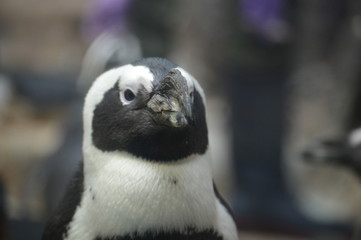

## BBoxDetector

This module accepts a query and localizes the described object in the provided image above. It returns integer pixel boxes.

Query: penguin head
[83,58,208,162]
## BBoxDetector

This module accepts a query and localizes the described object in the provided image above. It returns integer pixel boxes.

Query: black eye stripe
[124,89,136,101]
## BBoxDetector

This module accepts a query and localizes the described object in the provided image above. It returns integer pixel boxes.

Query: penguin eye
[121,88,136,104]
[124,89,135,101]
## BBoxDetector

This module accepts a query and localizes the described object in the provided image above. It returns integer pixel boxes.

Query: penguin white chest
[64,151,216,240]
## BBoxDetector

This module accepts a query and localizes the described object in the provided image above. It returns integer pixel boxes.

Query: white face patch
[176,67,206,104]
[118,65,154,105]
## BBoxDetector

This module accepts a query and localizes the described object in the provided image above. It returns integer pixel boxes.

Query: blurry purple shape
[240,0,288,43]
[83,0,133,41]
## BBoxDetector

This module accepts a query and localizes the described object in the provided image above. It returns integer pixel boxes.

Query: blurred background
[1,0,361,239]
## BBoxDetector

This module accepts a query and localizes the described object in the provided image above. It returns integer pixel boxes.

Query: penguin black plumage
[42,58,239,240]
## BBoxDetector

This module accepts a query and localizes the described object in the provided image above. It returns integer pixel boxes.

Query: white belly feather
[65,150,221,240]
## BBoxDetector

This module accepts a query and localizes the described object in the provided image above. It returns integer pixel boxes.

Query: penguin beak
[147,69,193,128]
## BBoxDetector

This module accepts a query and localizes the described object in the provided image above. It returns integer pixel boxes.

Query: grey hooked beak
[147,69,193,128]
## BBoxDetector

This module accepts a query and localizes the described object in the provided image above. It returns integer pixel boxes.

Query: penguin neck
[82,142,213,179]
[76,143,217,236]
[82,143,214,193]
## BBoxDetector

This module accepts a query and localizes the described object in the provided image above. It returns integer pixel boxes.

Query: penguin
[42,58,239,240]
[303,127,361,179]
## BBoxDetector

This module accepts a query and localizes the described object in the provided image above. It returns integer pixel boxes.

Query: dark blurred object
[229,0,305,236]
[228,67,353,239]
[128,0,175,58]
[8,220,44,240]
[8,71,78,111]
[0,75,13,116]
[0,180,9,240]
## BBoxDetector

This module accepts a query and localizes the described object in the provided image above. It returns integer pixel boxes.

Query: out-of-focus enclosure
[1,0,361,239]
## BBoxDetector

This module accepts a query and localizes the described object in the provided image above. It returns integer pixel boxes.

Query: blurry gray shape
[352,15,361,40]
[77,31,142,94]
[0,74,13,114]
